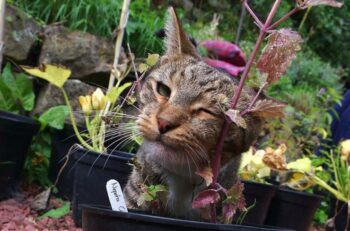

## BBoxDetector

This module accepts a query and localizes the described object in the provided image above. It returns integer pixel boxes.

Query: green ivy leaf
[39,105,69,130]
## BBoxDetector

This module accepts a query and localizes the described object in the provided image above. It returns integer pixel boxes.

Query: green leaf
[0,78,17,112]
[39,105,69,130]
[22,64,71,89]
[106,82,132,104]
[1,64,35,112]
[39,201,70,219]
[15,73,35,111]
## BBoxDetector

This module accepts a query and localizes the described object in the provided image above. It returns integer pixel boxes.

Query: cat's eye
[194,108,216,116]
[156,82,171,97]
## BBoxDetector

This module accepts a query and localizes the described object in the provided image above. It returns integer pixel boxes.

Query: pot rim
[82,205,292,231]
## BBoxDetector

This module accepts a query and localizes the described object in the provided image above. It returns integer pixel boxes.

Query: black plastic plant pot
[329,198,350,230]
[49,124,79,200]
[235,181,276,225]
[265,187,322,231]
[0,110,40,200]
[72,146,134,226]
[82,205,293,231]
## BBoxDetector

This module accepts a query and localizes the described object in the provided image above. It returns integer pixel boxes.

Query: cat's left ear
[164,7,199,58]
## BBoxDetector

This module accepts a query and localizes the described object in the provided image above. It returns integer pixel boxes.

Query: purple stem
[209,0,282,222]
[268,7,300,30]
[243,0,263,29]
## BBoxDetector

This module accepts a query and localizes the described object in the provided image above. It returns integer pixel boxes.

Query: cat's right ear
[164,7,199,58]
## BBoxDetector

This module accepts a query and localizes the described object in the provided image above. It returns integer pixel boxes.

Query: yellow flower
[91,88,106,110]
[79,95,92,115]
[340,139,350,162]
[240,148,271,180]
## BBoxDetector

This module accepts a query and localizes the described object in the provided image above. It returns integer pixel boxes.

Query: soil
[0,184,81,231]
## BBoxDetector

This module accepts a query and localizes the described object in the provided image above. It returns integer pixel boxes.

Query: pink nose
[157,118,177,134]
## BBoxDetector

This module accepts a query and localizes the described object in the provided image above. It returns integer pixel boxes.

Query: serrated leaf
[225,109,247,129]
[39,105,69,130]
[296,0,343,9]
[192,189,220,209]
[146,54,160,66]
[250,99,286,118]
[257,29,303,84]
[22,64,71,88]
[224,180,245,205]
[195,167,213,186]
[39,201,70,219]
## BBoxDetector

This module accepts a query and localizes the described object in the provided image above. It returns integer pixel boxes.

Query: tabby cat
[123,8,264,220]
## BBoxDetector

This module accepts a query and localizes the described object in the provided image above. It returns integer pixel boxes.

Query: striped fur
[123,8,264,220]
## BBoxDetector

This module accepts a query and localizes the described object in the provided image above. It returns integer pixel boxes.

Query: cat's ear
[164,7,199,57]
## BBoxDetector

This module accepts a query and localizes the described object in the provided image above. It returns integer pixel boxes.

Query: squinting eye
[156,82,171,97]
[195,108,216,116]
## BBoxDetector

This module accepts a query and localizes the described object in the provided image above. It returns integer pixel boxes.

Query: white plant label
[106,179,128,212]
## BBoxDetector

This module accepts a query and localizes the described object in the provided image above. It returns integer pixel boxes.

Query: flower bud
[91,88,106,110]
[340,140,350,162]
[79,95,92,115]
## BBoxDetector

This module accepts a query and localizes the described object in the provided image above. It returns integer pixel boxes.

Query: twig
[243,0,263,29]
[268,7,300,30]
[108,0,131,90]
[127,43,141,93]
[235,4,246,45]
[0,0,6,68]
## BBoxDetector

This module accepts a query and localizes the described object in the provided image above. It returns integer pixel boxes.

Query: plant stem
[62,89,94,150]
[235,4,246,45]
[268,7,299,30]
[210,0,282,222]
[298,6,311,31]
[0,0,6,68]
[243,0,263,29]
[108,0,131,90]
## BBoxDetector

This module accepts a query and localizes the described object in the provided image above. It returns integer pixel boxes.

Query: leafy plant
[0,63,35,114]
[190,0,343,223]
[286,140,350,229]
[24,105,69,187]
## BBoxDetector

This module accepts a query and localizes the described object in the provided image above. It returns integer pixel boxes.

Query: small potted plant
[264,156,322,231]
[282,140,350,230]
[237,147,278,224]
[0,64,40,200]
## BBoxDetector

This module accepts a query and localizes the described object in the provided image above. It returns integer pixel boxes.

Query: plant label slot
[106,179,128,212]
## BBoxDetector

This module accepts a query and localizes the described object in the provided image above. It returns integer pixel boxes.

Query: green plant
[286,140,350,228]
[0,63,35,114]
[24,105,69,187]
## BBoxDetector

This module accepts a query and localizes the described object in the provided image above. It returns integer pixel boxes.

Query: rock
[3,5,43,63]
[31,80,96,126]
[39,25,127,80]
[31,188,51,211]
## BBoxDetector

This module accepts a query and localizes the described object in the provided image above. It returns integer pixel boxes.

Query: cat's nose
[157,117,177,134]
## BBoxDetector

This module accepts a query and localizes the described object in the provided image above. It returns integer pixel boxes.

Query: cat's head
[137,8,261,170]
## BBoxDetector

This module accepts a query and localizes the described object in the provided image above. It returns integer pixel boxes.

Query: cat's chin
[141,140,197,173]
